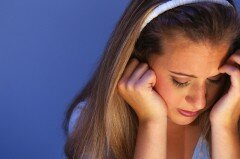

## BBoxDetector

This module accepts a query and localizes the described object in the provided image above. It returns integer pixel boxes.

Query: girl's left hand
[210,50,240,128]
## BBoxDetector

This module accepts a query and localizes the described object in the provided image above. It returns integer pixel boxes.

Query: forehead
[149,35,230,77]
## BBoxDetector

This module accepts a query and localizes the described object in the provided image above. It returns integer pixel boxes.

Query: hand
[210,50,240,128]
[117,58,168,123]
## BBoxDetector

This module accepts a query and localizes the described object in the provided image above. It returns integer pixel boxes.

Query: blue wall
[0,0,128,158]
[0,1,239,159]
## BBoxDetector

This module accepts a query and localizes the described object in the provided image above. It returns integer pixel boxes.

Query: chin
[168,118,194,125]
[174,118,195,125]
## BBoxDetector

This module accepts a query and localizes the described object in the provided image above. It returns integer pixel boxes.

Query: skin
[118,33,240,158]
[147,35,229,127]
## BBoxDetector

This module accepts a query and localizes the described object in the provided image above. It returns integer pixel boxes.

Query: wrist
[211,122,238,132]
[139,115,167,126]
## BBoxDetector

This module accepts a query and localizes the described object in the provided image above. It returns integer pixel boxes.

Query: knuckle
[126,81,135,90]
[141,63,149,68]
[117,80,126,90]
[147,69,155,76]
[129,58,139,64]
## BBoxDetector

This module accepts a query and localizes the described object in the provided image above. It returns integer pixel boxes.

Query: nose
[185,83,207,110]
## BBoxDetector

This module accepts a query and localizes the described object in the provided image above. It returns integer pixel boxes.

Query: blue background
[0,1,239,159]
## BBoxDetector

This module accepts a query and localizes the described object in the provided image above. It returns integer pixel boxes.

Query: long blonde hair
[63,0,240,158]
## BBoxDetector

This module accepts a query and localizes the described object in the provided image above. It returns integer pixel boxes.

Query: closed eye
[172,79,189,88]
[171,76,223,88]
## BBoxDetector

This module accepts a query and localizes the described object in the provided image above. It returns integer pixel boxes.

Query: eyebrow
[169,70,222,78]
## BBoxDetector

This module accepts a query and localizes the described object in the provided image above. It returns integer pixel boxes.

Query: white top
[68,101,211,159]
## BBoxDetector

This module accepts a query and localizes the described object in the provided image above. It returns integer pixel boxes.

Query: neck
[167,117,201,138]
[167,118,186,136]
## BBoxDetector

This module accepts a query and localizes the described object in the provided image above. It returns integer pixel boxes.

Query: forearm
[211,124,240,159]
[133,118,167,159]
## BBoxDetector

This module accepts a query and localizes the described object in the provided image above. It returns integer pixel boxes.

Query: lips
[181,109,199,113]
[177,109,199,117]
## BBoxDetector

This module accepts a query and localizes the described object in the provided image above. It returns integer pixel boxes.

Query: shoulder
[68,100,87,134]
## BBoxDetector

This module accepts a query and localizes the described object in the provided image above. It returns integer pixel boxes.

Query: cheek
[153,74,181,109]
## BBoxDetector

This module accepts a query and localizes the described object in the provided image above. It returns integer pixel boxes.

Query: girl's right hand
[117,58,168,123]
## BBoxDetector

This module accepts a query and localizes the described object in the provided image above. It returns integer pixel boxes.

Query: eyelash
[171,77,222,88]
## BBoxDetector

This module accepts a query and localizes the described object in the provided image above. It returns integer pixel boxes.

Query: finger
[120,58,140,83]
[230,52,240,66]
[136,69,156,88]
[226,50,240,65]
[219,64,240,88]
[128,63,149,85]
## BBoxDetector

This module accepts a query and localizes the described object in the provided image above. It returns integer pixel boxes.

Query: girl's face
[147,35,230,125]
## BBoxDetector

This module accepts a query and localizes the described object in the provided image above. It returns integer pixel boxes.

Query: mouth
[177,109,199,117]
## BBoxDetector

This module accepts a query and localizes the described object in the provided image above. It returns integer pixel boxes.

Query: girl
[63,0,240,158]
